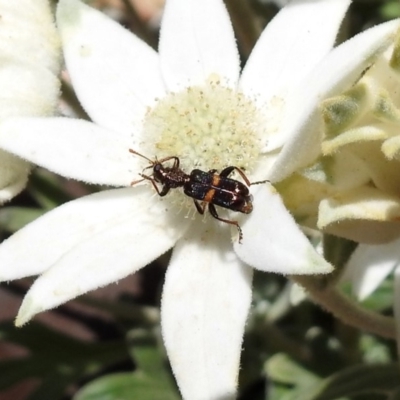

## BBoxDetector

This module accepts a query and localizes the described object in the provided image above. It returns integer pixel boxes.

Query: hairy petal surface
[0,187,187,282]
[159,0,240,91]
[57,0,165,138]
[269,19,400,183]
[0,0,61,202]
[0,147,29,201]
[234,185,333,274]
[15,188,190,326]
[344,239,400,300]
[318,186,400,243]
[241,0,350,110]
[162,223,252,400]
[0,117,139,186]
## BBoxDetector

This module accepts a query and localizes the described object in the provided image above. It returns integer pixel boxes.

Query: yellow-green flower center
[139,76,263,214]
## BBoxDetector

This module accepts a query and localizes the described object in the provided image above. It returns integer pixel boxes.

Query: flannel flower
[0,0,398,398]
[0,0,60,202]
[305,29,400,341]
[272,16,400,323]
[276,28,400,245]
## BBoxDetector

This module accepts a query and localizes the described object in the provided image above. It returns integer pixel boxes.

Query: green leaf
[74,372,179,400]
[313,363,400,399]
[360,335,392,363]
[73,330,179,400]
[266,354,319,387]
[128,329,167,378]
[361,278,394,312]
[323,234,357,270]
[380,1,400,20]
[0,207,44,232]
[78,296,159,326]
[0,321,126,364]
[266,354,348,400]
[28,169,73,209]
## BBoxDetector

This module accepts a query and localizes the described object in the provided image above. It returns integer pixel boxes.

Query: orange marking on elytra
[204,188,216,203]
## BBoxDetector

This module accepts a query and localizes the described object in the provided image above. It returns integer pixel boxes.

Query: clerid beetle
[129,149,262,242]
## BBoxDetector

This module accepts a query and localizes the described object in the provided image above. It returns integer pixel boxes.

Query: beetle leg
[172,157,180,169]
[193,199,207,215]
[208,203,243,243]
[220,165,269,187]
[220,166,251,187]
[157,156,180,169]
[219,166,235,178]
[139,173,170,196]
[142,164,154,173]
[158,185,171,196]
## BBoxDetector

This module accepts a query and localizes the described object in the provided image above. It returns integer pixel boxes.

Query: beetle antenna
[130,177,145,186]
[250,179,270,186]
[129,149,155,165]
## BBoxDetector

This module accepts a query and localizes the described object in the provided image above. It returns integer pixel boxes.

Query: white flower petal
[0,117,139,186]
[0,2,61,117]
[269,18,400,183]
[0,0,61,75]
[162,223,252,400]
[290,282,307,306]
[0,63,60,120]
[159,0,240,91]
[14,189,190,326]
[0,0,61,201]
[234,184,333,274]
[0,170,28,204]
[0,186,182,282]
[241,0,350,111]
[0,150,29,204]
[241,0,350,151]
[318,186,400,243]
[57,0,165,137]
[382,135,400,160]
[344,239,400,300]
[322,126,390,156]
[326,220,400,245]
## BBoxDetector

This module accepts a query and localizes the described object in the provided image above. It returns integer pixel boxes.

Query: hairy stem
[292,275,396,339]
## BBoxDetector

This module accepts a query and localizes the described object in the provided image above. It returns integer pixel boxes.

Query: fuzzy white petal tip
[241,0,351,113]
[1,0,61,120]
[0,150,30,204]
[0,117,139,186]
[234,185,333,275]
[0,0,61,200]
[269,18,400,183]
[162,224,252,399]
[5,187,190,324]
[57,0,163,136]
[15,296,42,327]
[159,0,240,90]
